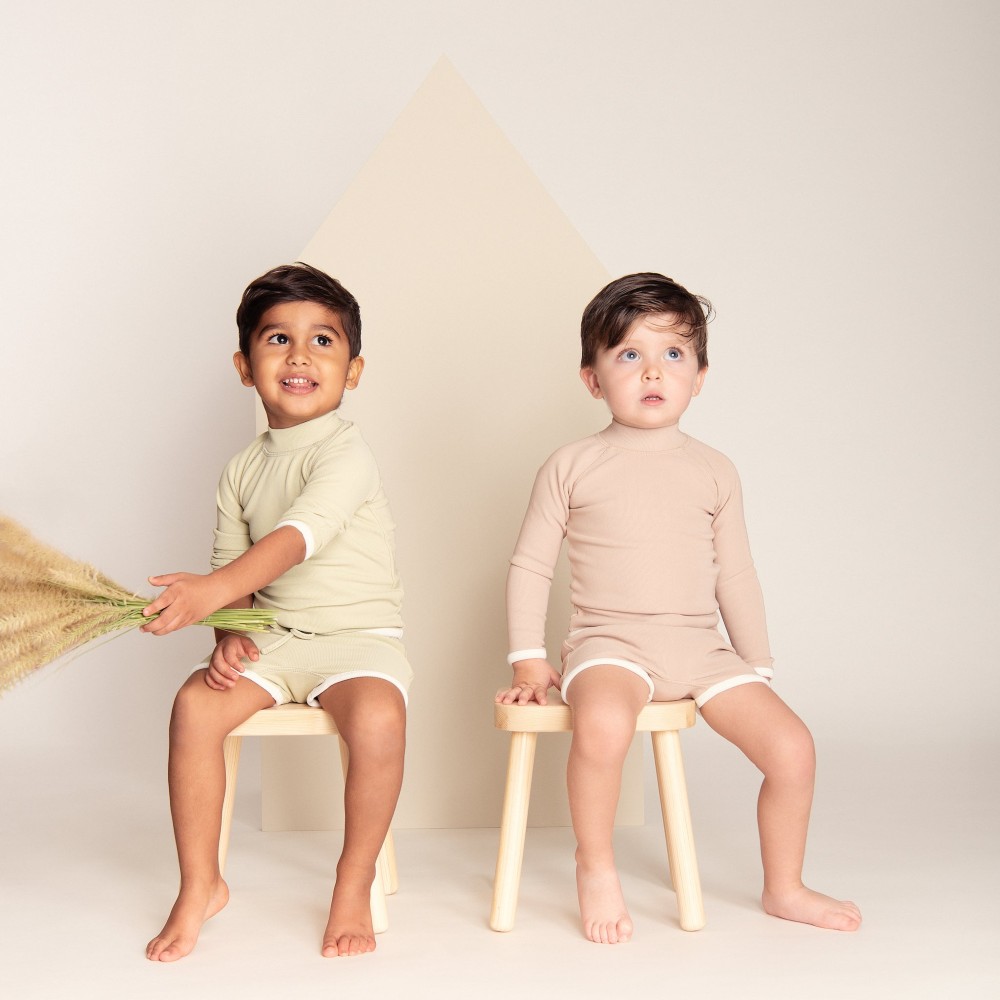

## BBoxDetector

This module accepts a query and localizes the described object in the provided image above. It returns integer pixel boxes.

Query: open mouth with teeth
[641,394,664,403]
[281,377,319,393]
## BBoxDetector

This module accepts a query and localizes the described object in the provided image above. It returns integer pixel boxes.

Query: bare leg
[317,678,405,957]
[564,666,649,944]
[700,683,861,931]
[146,672,273,962]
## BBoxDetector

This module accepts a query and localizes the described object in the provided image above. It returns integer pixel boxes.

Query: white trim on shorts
[238,667,286,705]
[560,657,655,702]
[306,670,409,706]
[695,670,771,708]
[238,666,410,707]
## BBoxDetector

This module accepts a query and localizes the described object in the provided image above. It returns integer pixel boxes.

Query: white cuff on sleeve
[507,648,547,666]
[276,520,315,560]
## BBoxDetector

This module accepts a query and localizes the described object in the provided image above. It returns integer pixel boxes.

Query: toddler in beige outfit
[499,273,861,943]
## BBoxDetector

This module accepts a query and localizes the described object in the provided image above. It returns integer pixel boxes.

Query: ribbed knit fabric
[211,409,404,634]
[507,420,772,673]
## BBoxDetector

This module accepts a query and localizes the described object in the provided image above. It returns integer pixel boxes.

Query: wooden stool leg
[219,734,243,875]
[490,731,538,932]
[337,736,390,934]
[651,730,705,931]
[380,828,398,895]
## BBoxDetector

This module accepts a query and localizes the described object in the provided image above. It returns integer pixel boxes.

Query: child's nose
[642,363,662,380]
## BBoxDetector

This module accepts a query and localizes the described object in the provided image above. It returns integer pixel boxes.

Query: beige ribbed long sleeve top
[507,420,772,672]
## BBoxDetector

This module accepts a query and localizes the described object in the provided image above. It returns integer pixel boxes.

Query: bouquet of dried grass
[0,516,275,695]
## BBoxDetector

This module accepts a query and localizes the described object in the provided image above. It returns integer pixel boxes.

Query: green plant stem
[87,598,276,633]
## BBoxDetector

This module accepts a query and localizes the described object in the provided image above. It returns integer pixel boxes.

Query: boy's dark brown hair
[580,272,712,369]
[236,262,362,359]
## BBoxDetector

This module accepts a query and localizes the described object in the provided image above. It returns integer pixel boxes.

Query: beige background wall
[1,1,997,839]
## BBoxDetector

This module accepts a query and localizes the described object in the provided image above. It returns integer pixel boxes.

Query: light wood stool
[219,703,398,934]
[491,697,704,933]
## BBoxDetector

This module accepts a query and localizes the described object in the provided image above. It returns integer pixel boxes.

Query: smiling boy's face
[233,300,364,429]
[580,313,706,430]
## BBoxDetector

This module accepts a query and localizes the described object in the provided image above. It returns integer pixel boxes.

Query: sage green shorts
[199,626,412,706]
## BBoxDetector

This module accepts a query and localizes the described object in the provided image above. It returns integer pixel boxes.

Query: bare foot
[321,875,376,958]
[576,859,634,944]
[146,878,230,961]
[763,884,862,931]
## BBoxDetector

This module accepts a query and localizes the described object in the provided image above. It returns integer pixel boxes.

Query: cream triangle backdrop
[257,59,644,829]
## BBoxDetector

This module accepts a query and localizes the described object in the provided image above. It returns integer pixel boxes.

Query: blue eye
[620,349,640,362]
[666,348,681,360]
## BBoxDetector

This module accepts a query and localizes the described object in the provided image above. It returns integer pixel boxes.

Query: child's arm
[712,458,773,676]
[139,525,305,636]
[500,450,570,704]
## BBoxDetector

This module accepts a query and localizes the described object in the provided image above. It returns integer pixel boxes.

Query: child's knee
[768,722,815,785]
[170,676,200,722]
[340,697,406,759]
[570,705,636,761]
[169,674,219,739]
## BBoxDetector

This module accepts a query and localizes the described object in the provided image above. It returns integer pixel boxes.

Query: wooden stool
[219,703,398,934]
[491,697,704,932]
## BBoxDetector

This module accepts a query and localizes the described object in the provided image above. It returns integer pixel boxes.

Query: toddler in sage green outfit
[145,263,409,961]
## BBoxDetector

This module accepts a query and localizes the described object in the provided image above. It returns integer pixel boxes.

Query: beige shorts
[560,622,771,708]
[198,626,412,706]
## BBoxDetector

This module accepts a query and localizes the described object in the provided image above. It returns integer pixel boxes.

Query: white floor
[2,736,997,1000]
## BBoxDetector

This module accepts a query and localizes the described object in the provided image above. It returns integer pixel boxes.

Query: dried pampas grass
[0,516,275,695]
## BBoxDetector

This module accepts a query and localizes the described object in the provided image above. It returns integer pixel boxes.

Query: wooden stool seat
[490,697,705,933]
[220,703,397,934]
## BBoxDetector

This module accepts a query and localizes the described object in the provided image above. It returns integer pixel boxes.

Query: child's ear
[345,355,365,390]
[233,352,255,387]
[580,367,604,400]
[692,365,708,397]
